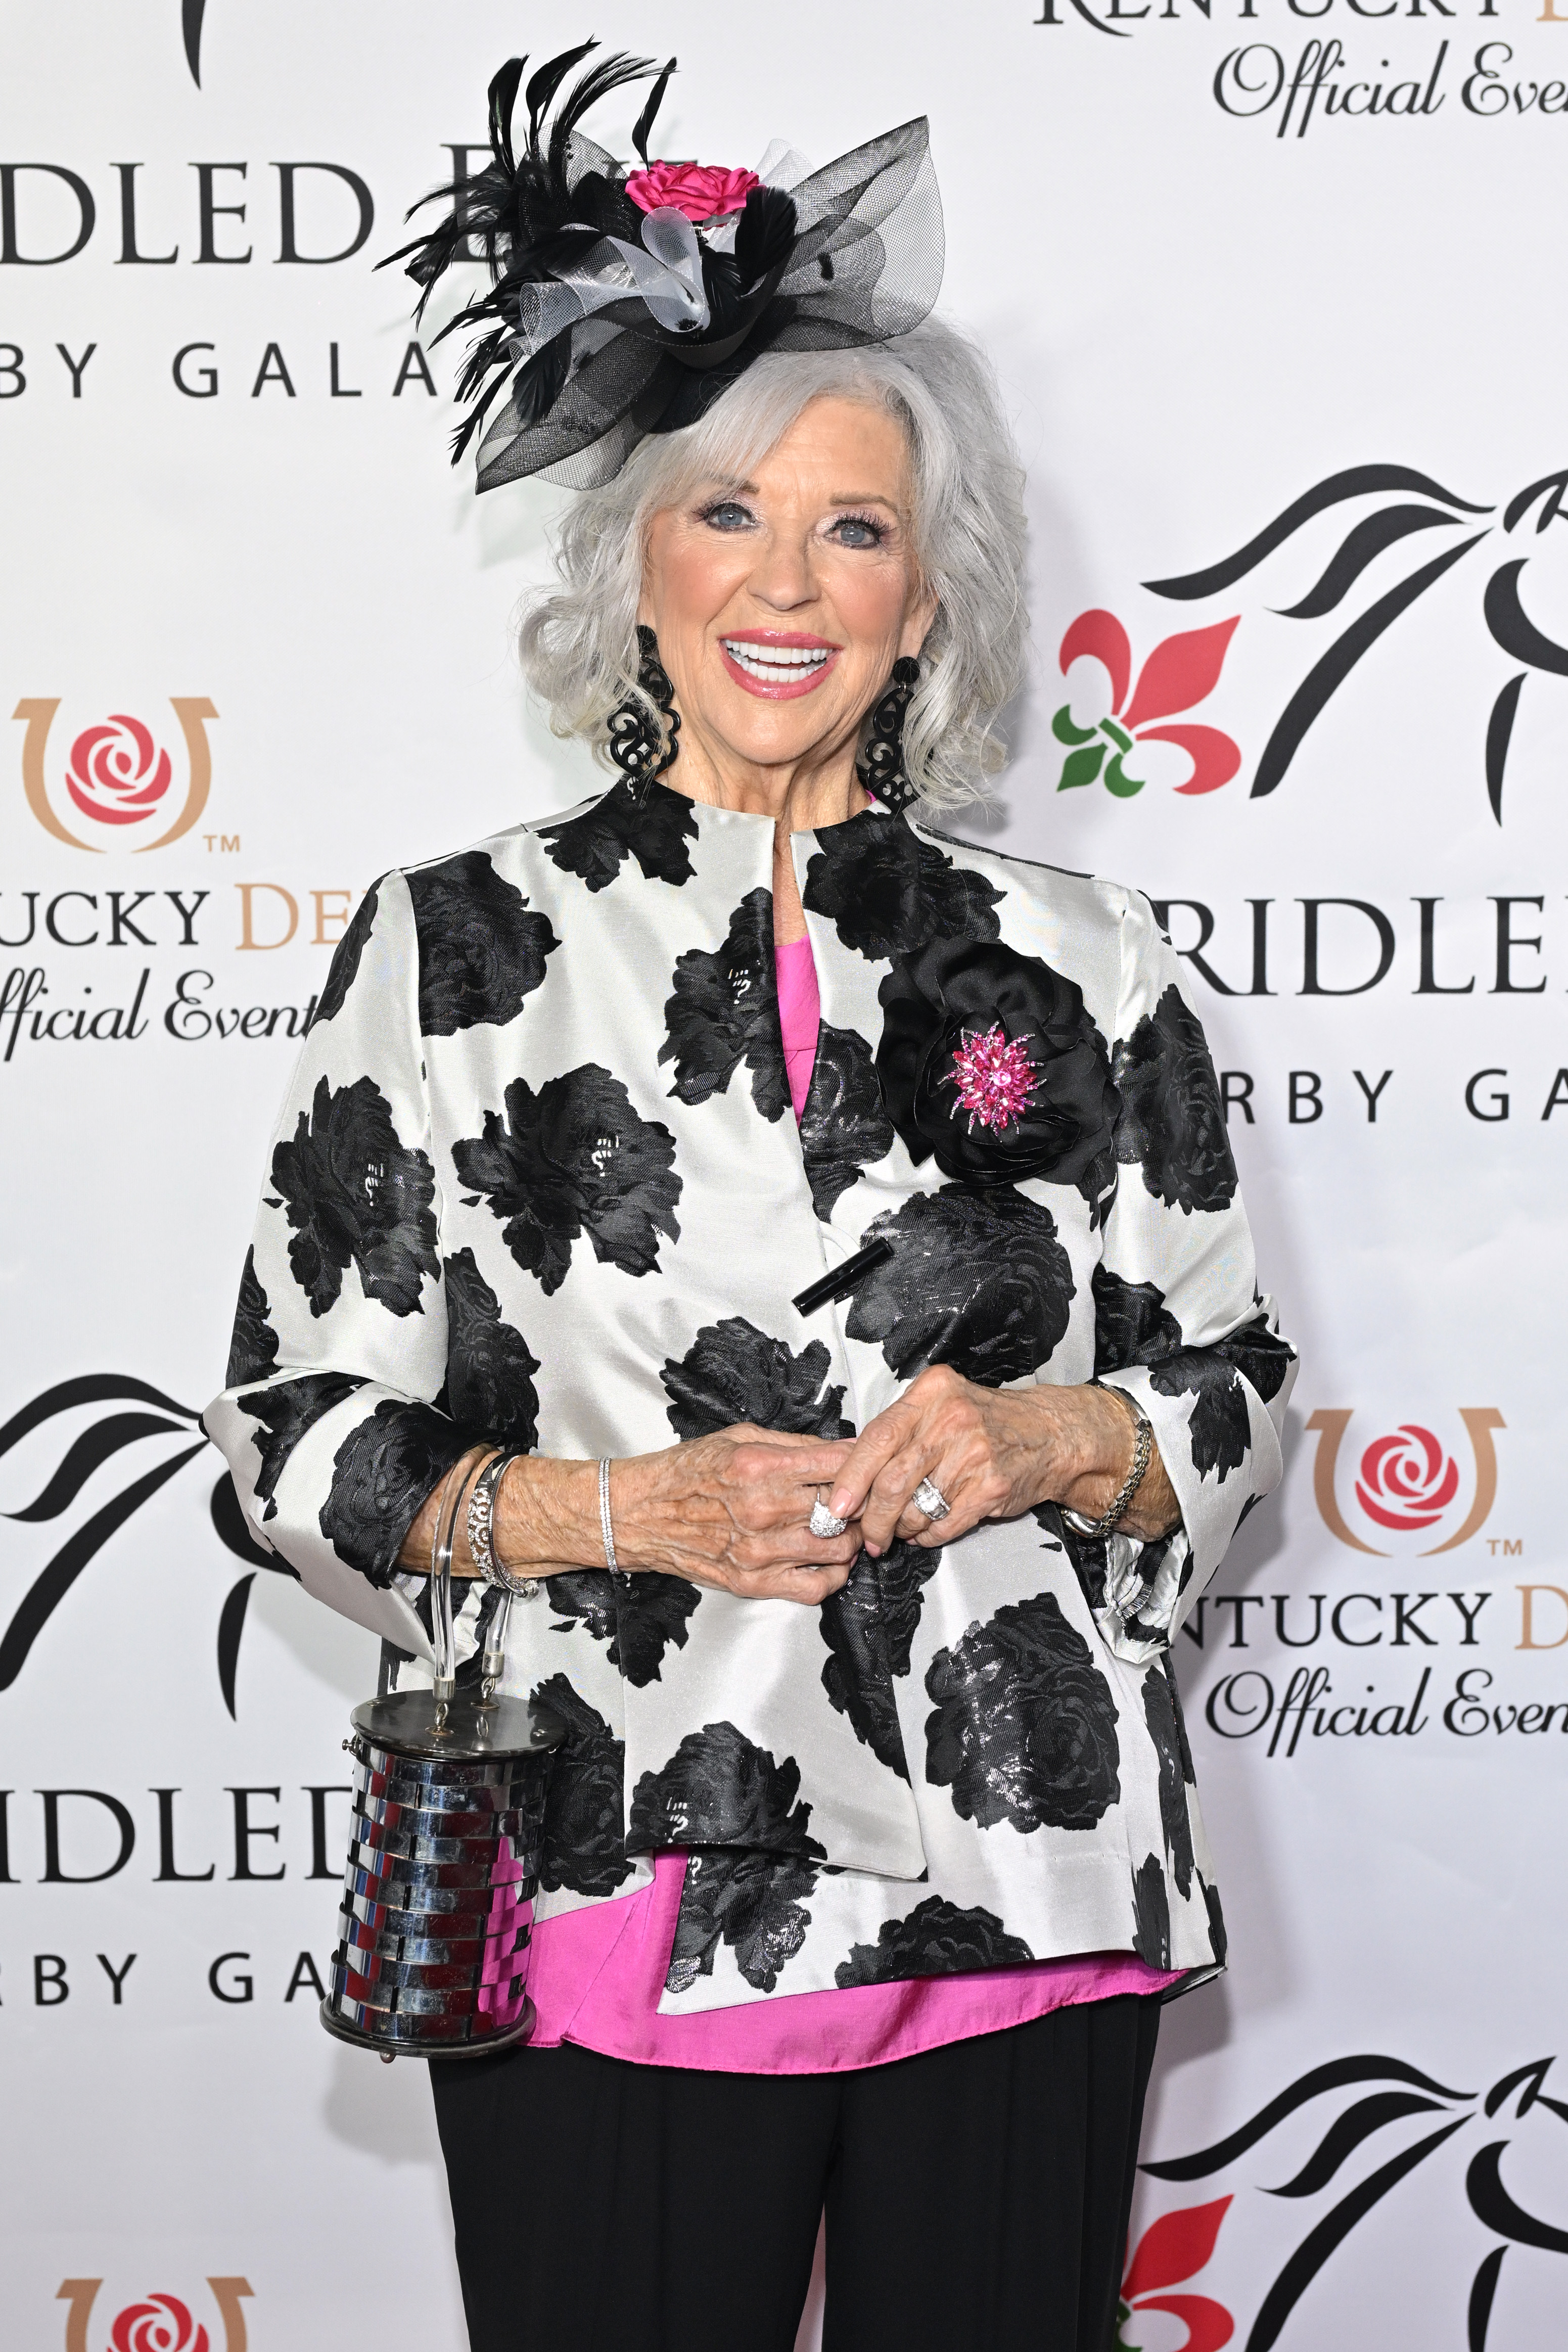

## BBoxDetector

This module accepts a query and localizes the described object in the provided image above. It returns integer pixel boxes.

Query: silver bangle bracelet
[1080,1384,1154,1538]
[599,1456,627,1581]
[467,1446,540,1601]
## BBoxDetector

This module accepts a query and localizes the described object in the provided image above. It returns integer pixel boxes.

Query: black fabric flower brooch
[874,938,1119,1190]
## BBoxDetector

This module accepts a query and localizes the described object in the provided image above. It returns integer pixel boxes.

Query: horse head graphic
[1140,2052,1568,2349]
[1146,463,1568,822]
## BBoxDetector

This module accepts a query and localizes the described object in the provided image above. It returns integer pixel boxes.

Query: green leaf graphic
[1052,703,1097,747]
[1104,753,1144,798]
[1058,743,1108,792]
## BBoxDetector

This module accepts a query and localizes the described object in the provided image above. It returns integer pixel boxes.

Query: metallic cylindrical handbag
[319,1459,562,2060]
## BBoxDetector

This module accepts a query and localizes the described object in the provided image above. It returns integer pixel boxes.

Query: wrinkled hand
[824,1367,1164,1554]
[611,1426,861,1602]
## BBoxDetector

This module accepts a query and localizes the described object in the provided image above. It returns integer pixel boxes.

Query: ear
[899,581,939,662]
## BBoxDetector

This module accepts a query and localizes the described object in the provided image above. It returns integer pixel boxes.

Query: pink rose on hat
[625,160,761,221]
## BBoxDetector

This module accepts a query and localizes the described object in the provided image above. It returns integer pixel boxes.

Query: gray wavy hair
[516,317,1028,811]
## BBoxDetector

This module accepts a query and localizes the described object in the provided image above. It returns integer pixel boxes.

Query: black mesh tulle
[394,52,944,492]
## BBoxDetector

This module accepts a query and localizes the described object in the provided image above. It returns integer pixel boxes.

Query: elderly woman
[206,47,1294,2352]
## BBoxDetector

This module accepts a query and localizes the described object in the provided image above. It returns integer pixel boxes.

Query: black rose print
[661,1317,853,1443]
[268,1075,439,1319]
[1113,984,1237,1215]
[309,878,381,1028]
[1149,1355,1251,1483]
[226,1246,279,1388]
[441,1247,540,1448]
[529,1673,633,1899]
[835,1896,1034,1988]
[319,1396,474,1582]
[659,887,788,1122]
[405,850,558,1037]
[924,1591,1122,1834]
[1198,1870,1228,1967]
[537,777,698,893]
[1092,1265,1184,1374]
[237,1371,364,1520]
[629,1720,825,1861]
[544,1568,701,1688]
[818,1538,941,1778]
[846,1187,1075,1386]
[1131,1852,1172,1969]
[1214,1311,1296,1405]
[799,1022,896,1218]
[802,816,1003,960]
[877,936,1120,1191]
[1094,1272,1287,1483]
[453,1064,681,1296]
[666,1845,819,1996]
[1142,1663,1195,1900]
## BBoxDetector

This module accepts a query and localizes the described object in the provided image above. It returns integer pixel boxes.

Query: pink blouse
[522,934,1179,2070]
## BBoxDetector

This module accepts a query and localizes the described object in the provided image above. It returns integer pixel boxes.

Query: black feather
[632,57,677,164]
[527,40,598,139]
[489,57,528,178]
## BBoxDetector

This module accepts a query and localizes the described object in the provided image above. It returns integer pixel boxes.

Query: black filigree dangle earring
[605,624,682,805]
[855,655,921,812]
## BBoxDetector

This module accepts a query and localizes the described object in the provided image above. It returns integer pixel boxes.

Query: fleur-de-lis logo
[1116,2196,1234,2349]
[1053,611,1241,799]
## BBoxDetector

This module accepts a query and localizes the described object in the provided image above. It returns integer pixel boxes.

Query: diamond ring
[809,1494,848,1539]
[912,1475,950,1521]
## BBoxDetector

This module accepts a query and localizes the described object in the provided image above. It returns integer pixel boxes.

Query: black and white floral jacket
[204,779,1296,2010]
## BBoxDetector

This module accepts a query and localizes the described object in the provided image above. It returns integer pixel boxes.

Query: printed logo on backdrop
[1303,1407,1504,1557]
[1053,462,1568,821]
[12,699,218,852]
[0,1376,280,1717]
[1120,2050,1568,2351]
[55,2277,251,2352]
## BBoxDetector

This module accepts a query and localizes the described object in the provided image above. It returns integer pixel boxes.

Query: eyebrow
[695,479,904,514]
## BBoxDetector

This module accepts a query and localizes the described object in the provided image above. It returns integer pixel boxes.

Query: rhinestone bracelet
[467,1446,539,1601]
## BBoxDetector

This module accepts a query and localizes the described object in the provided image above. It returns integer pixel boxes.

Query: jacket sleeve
[202,871,473,1651]
[1068,888,1297,1664]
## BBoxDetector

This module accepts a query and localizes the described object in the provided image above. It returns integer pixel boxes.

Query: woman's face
[638,395,937,794]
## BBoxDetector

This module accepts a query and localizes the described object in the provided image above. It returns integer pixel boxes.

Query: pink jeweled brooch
[942,1023,1043,1135]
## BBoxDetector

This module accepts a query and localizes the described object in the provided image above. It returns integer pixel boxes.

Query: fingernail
[829,1490,852,1518]
[865,1542,882,1557]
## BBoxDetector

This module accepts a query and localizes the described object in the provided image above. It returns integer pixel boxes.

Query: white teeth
[722,639,833,683]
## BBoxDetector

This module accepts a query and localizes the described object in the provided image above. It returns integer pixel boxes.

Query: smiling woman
[202,39,1296,2352]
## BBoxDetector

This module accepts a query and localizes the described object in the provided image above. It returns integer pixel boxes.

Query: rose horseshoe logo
[1305,1407,1504,1556]
[13,699,217,852]
[1145,461,1568,822]
[55,2279,251,2352]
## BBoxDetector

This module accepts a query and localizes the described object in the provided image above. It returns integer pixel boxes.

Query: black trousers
[431,1992,1160,2352]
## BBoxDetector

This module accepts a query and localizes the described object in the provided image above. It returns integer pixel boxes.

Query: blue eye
[831,515,886,549]
[701,500,753,531]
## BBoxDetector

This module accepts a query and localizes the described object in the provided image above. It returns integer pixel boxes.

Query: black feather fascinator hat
[385,40,944,491]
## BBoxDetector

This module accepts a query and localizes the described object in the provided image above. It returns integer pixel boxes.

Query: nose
[746,526,818,615]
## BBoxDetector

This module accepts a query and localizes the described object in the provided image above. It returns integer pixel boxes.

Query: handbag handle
[428,1451,488,1715]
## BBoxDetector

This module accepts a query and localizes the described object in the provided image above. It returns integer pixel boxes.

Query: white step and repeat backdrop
[2,4,1565,2347]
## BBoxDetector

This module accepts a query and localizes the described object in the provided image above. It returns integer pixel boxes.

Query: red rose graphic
[1117,2196,1233,2351]
[65,713,172,827]
[108,2294,210,2352]
[624,161,761,220]
[1055,610,1242,799]
[1356,1423,1459,1532]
